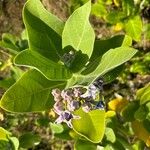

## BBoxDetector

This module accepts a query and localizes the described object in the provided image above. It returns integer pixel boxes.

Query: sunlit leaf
[50,123,64,134]
[62,1,95,58]
[0,127,11,141]
[72,109,105,143]
[105,127,116,143]
[9,137,19,150]
[15,50,72,81]
[125,16,142,41]
[0,69,66,112]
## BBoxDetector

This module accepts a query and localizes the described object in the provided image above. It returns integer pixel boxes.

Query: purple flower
[82,102,92,113]
[52,88,62,101]
[81,84,98,99]
[53,101,64,115]
[67,100,80,111]
[73,87,83,97]
[55,110,80,128]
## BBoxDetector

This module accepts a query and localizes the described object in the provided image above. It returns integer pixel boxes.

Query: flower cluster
[52,84,105,128]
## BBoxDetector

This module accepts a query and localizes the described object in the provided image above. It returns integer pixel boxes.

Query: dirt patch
[0,0,26,38]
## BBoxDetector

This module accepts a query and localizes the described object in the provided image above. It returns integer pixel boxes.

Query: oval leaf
[15,50,72,81]
[82,35,132,75]
[87,46,137,81]
[23,0,64,61]
[0,69,66,112]
[62,1,95,58]
[72,109,105,143]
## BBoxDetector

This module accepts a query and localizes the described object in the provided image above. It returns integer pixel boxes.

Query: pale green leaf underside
[14,50,72,81]
[62,1,95,58]
[0,69,66,112]
[23,0,64,61]
[72,109,105,143]
[66,46,137,87]
[88,46,137,79]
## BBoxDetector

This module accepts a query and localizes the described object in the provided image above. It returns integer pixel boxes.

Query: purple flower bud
[55,110,80,128]
[95,101,105,110]
[67,100,80,111]
[52,88,61,97]
[82,102,92,113]
[54,101,64,115]
[53,97,62,102]
[73,88,83,97]
[61,90,73,101]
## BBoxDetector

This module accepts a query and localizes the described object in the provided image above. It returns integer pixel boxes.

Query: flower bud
[61,90,73,101]
[82,102,92,113]
[67,100,80,111]
[54,101,64,115]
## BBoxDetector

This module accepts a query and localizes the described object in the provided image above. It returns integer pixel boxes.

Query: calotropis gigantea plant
[0,0,137,144]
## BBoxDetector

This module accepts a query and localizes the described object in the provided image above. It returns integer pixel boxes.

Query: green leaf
[146,102,150,112]
[130,62,149,75]
[91,1,107,18]
[122,0,134,16]
[125,16,142,41]
[82,35,132,75]
[106,11,125,24]
[105,127,116,143]
[23,0,64,61]
[50,123,64,134]
[54,125,72,140]
[0,69,66,112]
[102,65,124,83]
[143,119,150,133]
[117,135,134,150]
[0,78,16,90]
[66,36,134,88]
[134,105,148,121]
[121,101,139,121]
[72,109,105,143]
[0,141,11,150]
[85,46,137,83]
[62,1,95,58]
[136,84,150,105]
[68,50,89,73]
[0,33,20,55]
[19,133,41,148]
[0,127,11,141]
[9,137,19,150]
[15,50,72,81]
[143,23,150,40]
[74,140,97,150]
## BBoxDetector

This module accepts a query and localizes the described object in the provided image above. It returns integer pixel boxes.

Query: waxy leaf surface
[0,69,66,112]
[23,0,64,61]
[15,50,72,81]
[72,109,105,143]
[62,1,95,58]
